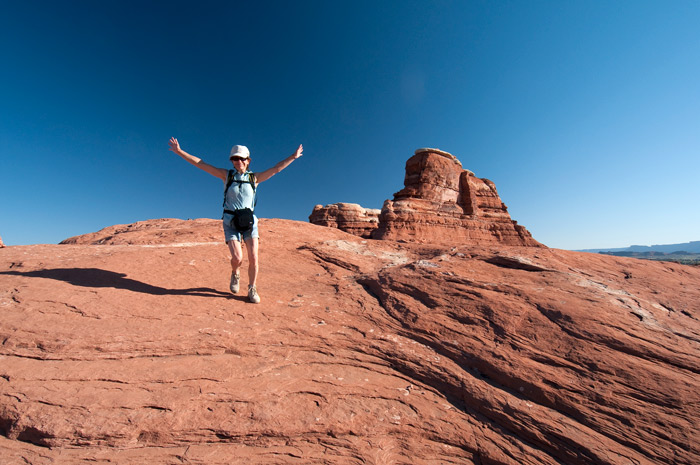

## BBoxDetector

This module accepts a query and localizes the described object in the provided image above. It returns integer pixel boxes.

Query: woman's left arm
[255,144,303,183]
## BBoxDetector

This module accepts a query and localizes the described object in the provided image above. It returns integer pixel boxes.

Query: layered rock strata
[311,148,542,246]
[309,203,380,239]
[375,148,541,246]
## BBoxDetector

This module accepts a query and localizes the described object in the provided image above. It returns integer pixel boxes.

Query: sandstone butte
[310,148,542,247]
[1,217,699,464]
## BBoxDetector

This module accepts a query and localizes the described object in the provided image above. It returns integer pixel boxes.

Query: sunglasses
[230,157,247,162]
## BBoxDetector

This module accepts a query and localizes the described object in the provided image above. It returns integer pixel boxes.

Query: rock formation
[1,218,699,464]
[311,148,542,247]
[375,148,541,246]
[0,234,4,248]
[308,203,380,238]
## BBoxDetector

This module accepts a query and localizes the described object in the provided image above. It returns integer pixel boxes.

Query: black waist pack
[231,208,255,232]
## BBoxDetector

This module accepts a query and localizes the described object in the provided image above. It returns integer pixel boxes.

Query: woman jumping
[168,137,303,303]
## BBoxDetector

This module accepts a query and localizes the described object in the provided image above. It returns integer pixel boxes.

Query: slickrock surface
[309,203,381,238]
[1,218,699,464]
[60,218,222,246]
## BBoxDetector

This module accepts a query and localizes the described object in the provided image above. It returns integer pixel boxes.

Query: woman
[168,137,303,303]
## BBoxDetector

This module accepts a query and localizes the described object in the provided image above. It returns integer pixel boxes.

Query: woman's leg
[245,237,259,287]
[227,240,244,275]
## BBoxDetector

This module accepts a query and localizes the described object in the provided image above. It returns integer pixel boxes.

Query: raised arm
[168,137,227,181]
[254,144,303,184]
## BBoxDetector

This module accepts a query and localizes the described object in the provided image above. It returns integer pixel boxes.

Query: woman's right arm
[169,137,227,181]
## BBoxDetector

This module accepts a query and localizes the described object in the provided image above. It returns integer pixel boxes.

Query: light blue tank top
[224,171,256,211]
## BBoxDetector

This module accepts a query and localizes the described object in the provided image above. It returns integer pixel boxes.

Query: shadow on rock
[0,268,231,298]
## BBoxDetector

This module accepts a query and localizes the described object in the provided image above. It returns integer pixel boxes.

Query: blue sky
[1,0,699,249]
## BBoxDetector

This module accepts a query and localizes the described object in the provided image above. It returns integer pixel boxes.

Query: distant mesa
[579,241,700,255]
[310,148,543,247]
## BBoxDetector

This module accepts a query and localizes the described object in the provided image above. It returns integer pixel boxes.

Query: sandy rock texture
[1,218,699,464]
[309,203,381,239]
[60,218,222,246]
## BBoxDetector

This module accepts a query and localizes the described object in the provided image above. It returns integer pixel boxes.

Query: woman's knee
[227,241,244,265]
[245,239,259,258]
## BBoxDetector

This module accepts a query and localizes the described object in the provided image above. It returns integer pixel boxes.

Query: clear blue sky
[2,0,699,249]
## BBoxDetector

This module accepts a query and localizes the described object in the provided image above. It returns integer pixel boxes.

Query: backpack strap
[248,172,257,209]
[222,169,236,208]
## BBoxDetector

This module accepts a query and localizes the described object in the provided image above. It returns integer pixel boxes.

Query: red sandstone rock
[373,148,542,246]
[1,218,699,464]
[309,203,380,238]
[60,218,222,245]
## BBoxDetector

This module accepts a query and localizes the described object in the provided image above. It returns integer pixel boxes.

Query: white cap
[229,145,250,159]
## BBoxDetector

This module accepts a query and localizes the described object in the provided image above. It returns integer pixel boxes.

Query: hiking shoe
[229,272,240,294]
[248,285,261,304]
